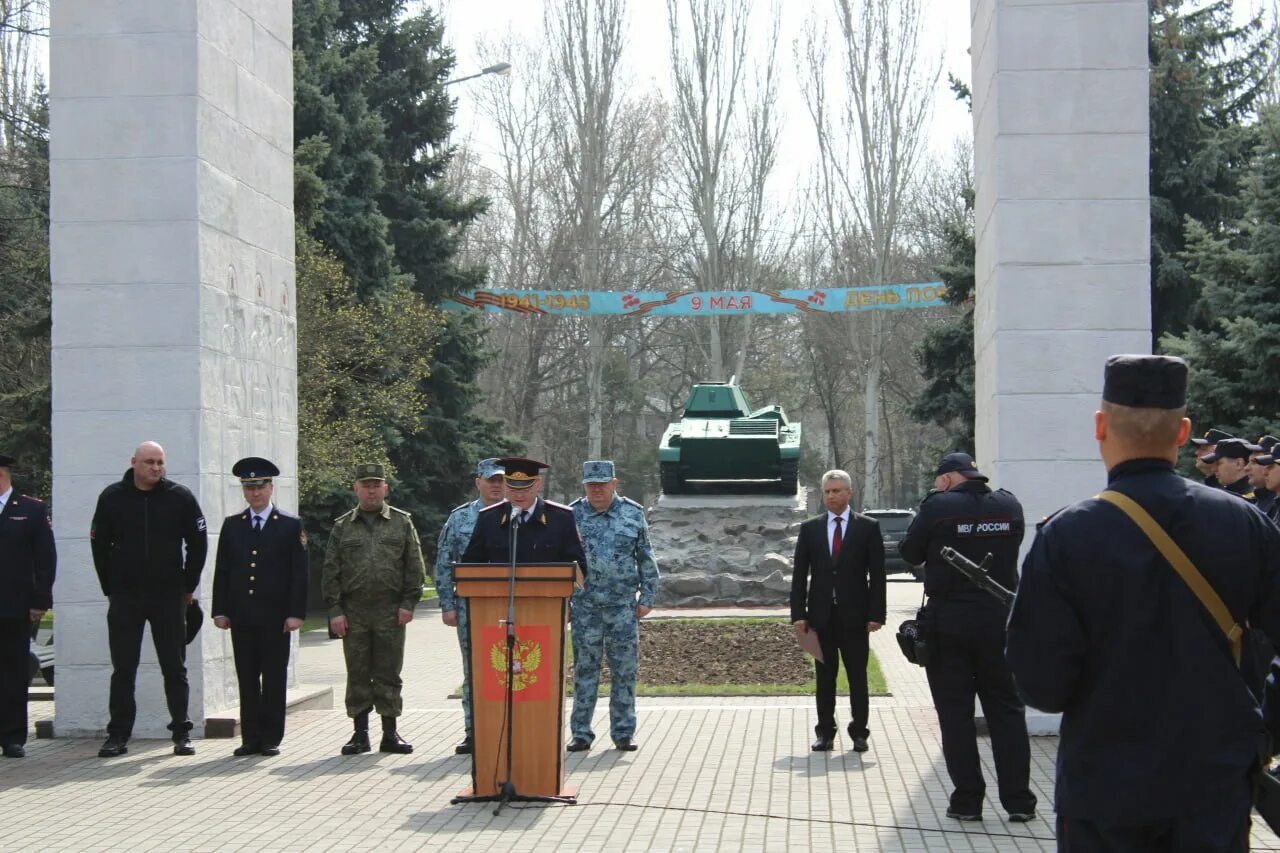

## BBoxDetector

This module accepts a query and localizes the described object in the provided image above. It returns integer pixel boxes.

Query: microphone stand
[494,505,521,815]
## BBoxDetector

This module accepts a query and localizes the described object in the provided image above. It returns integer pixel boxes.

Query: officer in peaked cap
[461,457,587,572]
[0,453,55,758]
[1190,428,1234,487]
[212,457,308,756]
[567,461,659,752]
[1246,436,1279,517]
[1202,438,1256,501]
[322,462,426,756]
[898,451,1035,821]
[1008,354,1280,849]
[434,457,505,755]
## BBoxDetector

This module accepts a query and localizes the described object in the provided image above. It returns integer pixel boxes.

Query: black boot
[341,711,371,755]
[379,715,413,754]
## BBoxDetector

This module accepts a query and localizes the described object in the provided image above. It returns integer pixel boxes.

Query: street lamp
[445,62,513,86]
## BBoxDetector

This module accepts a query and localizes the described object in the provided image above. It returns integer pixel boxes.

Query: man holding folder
[790,470,886,752]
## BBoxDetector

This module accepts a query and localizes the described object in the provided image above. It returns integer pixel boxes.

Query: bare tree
[0,0,46,156]
[801,0,939,506]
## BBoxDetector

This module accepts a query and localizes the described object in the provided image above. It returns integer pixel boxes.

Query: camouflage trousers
[341,602,406,718]
[570,603,638,743]
[454,600,473,737]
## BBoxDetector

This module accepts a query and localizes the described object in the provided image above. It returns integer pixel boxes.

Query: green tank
[659,381,802,494]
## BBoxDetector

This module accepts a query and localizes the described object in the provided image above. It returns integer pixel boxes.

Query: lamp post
[445,62,512,86]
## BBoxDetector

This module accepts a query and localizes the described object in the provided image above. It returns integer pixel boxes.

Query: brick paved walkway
[7,581,1279,851]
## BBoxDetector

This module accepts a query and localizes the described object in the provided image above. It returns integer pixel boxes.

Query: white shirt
[0,486,11,516]
[250,503,275,528]
[827,508,850,555]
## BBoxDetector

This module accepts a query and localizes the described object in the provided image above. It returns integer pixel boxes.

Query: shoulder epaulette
[920,489,942,505]
[569,497,585,506]
[450,501,472,515]
[333,507,357,523]
[19,493,45,505]
[478,501,507,514]
[1035,507,1065,530]
[621,496,644,510]
[543,499,573,511]
[388,506,414,518]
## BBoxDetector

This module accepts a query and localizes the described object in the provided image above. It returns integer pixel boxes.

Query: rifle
[938,546,1015,609]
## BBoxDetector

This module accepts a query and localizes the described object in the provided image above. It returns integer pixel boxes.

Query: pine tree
[1162,108,1280,438]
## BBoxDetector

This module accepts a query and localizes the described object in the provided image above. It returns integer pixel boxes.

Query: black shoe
[379,733,414,754]
[613,738,638,751]
[454,736,473,755]
[811,736,834,752]
[260,745,281,757]
[946,809,983,821]
[233,743,262,757]
[852,737,869,753]
[98,736,129,758]
[2,744,25,758]
[566,737,592,752]
[341,730,371,755]
[173,735,195,756]
[1008,812,1036,823]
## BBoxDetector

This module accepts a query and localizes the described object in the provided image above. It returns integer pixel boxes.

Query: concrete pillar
[971,0,1151,531]
[50,0,295,737]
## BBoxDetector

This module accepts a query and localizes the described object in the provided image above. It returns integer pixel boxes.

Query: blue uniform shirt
[571,494,660,609]
[434,499,483,613]
[1007,458,1280,825]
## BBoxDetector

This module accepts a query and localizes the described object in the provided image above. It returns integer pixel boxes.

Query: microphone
[510,507,522,528]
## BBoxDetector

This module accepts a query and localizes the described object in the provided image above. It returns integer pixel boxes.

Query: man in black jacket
[213,457,308,757]
[790,469,885,753]
[899,452,1036,823]
[1008,355,1280,850]
[0,453,56,758]
[90,441,207,757]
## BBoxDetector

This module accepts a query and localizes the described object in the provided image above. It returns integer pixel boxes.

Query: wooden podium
[451,562,579,805]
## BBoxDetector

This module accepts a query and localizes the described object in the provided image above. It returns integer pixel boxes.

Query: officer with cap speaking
[434,457,506,755]
[898,451,1036,823]
[567,461,660,753]
[461,457,586,571]
[212,457,308,756]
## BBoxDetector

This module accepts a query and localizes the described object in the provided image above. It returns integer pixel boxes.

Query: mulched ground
[599,619,811,686]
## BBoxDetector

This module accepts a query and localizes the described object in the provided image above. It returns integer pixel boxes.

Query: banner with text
[443,283,949,316]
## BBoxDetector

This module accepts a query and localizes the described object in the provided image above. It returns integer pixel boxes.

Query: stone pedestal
[50,0,295,737]
[970,0,1150,736]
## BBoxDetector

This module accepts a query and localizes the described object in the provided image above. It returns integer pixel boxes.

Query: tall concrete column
[971,0,1151,532]
[50,0,296,737]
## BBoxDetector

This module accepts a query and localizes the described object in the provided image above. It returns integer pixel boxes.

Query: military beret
[354,462,386,482]
[0,452,13,467]
[582,460,616,483]
[935,452,988,482]
[496,456,548,489]
[1203,438,1252,462]
[1102,354,1187,410]
[474,457,505,479]
[1190,427,1235,447]
[232,456,279,485]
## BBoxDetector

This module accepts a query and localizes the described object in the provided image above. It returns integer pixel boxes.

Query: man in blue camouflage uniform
[434,458,505,755]
[567,461,660,753]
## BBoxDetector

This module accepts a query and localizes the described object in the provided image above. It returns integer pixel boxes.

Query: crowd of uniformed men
[2,353,1280,851]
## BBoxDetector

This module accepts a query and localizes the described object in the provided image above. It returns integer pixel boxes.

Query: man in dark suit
[790,469,886,752]
[212,457,308,757]
[0,453,56,758]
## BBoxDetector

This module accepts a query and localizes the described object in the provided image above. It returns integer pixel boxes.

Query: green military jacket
[322,502,425,618]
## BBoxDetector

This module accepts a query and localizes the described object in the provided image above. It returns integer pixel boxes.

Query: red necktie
[832,515,843,560]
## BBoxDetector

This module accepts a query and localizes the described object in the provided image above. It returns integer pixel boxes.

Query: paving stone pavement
[9,581,1280,851]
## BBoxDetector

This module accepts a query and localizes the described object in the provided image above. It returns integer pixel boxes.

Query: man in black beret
[1008,354,1280,849]
[898,452,1035,822]
[1190,428,1234,488]
[0,453,56,758]
[1202,439,1256,502]
[212,457,308,756]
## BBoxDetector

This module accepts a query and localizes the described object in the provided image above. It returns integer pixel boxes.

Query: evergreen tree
[1150,0,1272,341]
[1162,109,1280,439]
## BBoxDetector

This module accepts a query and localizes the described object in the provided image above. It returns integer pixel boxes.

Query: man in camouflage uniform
[322,463,425,756]
[434,457,505,755]
[567,461,660,752]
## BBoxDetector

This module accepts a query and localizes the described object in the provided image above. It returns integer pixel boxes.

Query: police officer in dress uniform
[460,457,587,574]
[0,453,55,758]
[1007,354,1280,851]
[1190,427,1234,488]
[1203,438,1257,501]
[434,457,506,755]
[323,463,426,756]
[1260,446,1280,524]
[1247,436,1278,517]
[567,461,660,753]
[897,453,1036,823]
[212,458,308,756]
